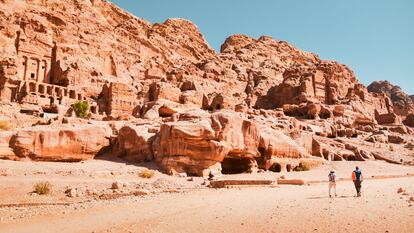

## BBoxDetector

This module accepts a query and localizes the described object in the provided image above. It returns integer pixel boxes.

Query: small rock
[111,181,123,190]
[397,187,405,193]
[66,188,77,197]
[134,189,151,196]
[86,189,98,196]
[65,188,84,198]
[187,177,194,182]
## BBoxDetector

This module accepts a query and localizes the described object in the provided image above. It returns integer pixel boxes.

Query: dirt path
[1,177,414,233]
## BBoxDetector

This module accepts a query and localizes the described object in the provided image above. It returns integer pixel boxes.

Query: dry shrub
[33,181,52,195]
[294,159,323,172]
[139,170,155,179]
[0,120,11,131]
[294,163,310,172]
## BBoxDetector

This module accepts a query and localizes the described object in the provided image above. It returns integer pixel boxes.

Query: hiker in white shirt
[328,170,337,198]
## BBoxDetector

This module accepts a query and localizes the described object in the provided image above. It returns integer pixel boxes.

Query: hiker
[328,169,337,198]
[352,166,363,197]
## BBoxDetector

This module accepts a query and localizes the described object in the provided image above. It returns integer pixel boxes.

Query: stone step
[209,179,274,188]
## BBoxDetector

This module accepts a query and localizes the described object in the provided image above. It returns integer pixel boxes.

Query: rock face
[403,114,414,127]
[112,125,156,162]
[0,125,111,161]
[0,0,214,117]
[0,0,397,123]
[368,81,414,116]
[0,0,413,174]
[155,110,309,176]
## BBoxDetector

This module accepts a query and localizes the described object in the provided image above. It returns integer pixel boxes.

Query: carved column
[23,56,28,80]
[41,60,47,83]
[35,59,40,83]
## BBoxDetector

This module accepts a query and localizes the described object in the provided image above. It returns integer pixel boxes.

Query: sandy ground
[0,159,414,233]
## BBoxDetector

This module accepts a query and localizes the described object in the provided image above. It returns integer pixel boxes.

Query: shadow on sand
[94,151,163,172]
[306,195,357,200]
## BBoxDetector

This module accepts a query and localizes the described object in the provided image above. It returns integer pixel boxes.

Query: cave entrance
[346,155,357,161]
[269,163,281,173]
[90,106,97,114]
[221,157,251,174]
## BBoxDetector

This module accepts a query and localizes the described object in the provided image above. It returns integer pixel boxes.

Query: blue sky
[111,0,414,94]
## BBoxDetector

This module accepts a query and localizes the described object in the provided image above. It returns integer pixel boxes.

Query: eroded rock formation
[0,124,111,161]
[154,110,309,176]
[0,0,413,176]
[368,81,414,116]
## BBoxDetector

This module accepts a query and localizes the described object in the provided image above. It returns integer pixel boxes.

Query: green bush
[0,120,11,131]
[33,181,52,195]
[73,101,89,118]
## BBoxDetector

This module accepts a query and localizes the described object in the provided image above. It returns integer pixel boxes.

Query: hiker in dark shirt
[352,166,363,197]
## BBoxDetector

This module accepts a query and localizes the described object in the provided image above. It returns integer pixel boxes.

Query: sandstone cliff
[0,0,413,176]
[368,80,414,116]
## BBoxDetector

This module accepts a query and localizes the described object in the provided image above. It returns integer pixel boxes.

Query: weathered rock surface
[112,124,156,162]
[0,0,399,124]
[154,110,310,176]
[368,81,414,116]
[0,0,413,174]
[0,124,111,161]
[403,114,414,128]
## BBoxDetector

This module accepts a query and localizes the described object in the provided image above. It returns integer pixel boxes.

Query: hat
[330,169,335,173]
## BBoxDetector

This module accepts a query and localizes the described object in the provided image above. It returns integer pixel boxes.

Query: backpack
[328,173,335,182]
[354,170,362,182]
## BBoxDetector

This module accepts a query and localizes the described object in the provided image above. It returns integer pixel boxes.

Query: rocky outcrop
[112,124,156,162]
[0,0,403,125]
[0,131,15,159]
[0,125,111,161]
[403,114,414,127]
[0,0,413,173]
[154,110,309,176]
[368,81,414,116]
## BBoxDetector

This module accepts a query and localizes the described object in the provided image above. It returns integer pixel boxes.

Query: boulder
[112,125,156,162]
[145,67,166,80]
[403,114,414,127]
[149,82,181,103]
[0,131,16,160]
[179,90,204,106]
[389,125,408,134]
[5,125,111,161]
[333,105,345,117]
[388,135,404,144]
[375,110,401,125]
[353,115,376,126]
